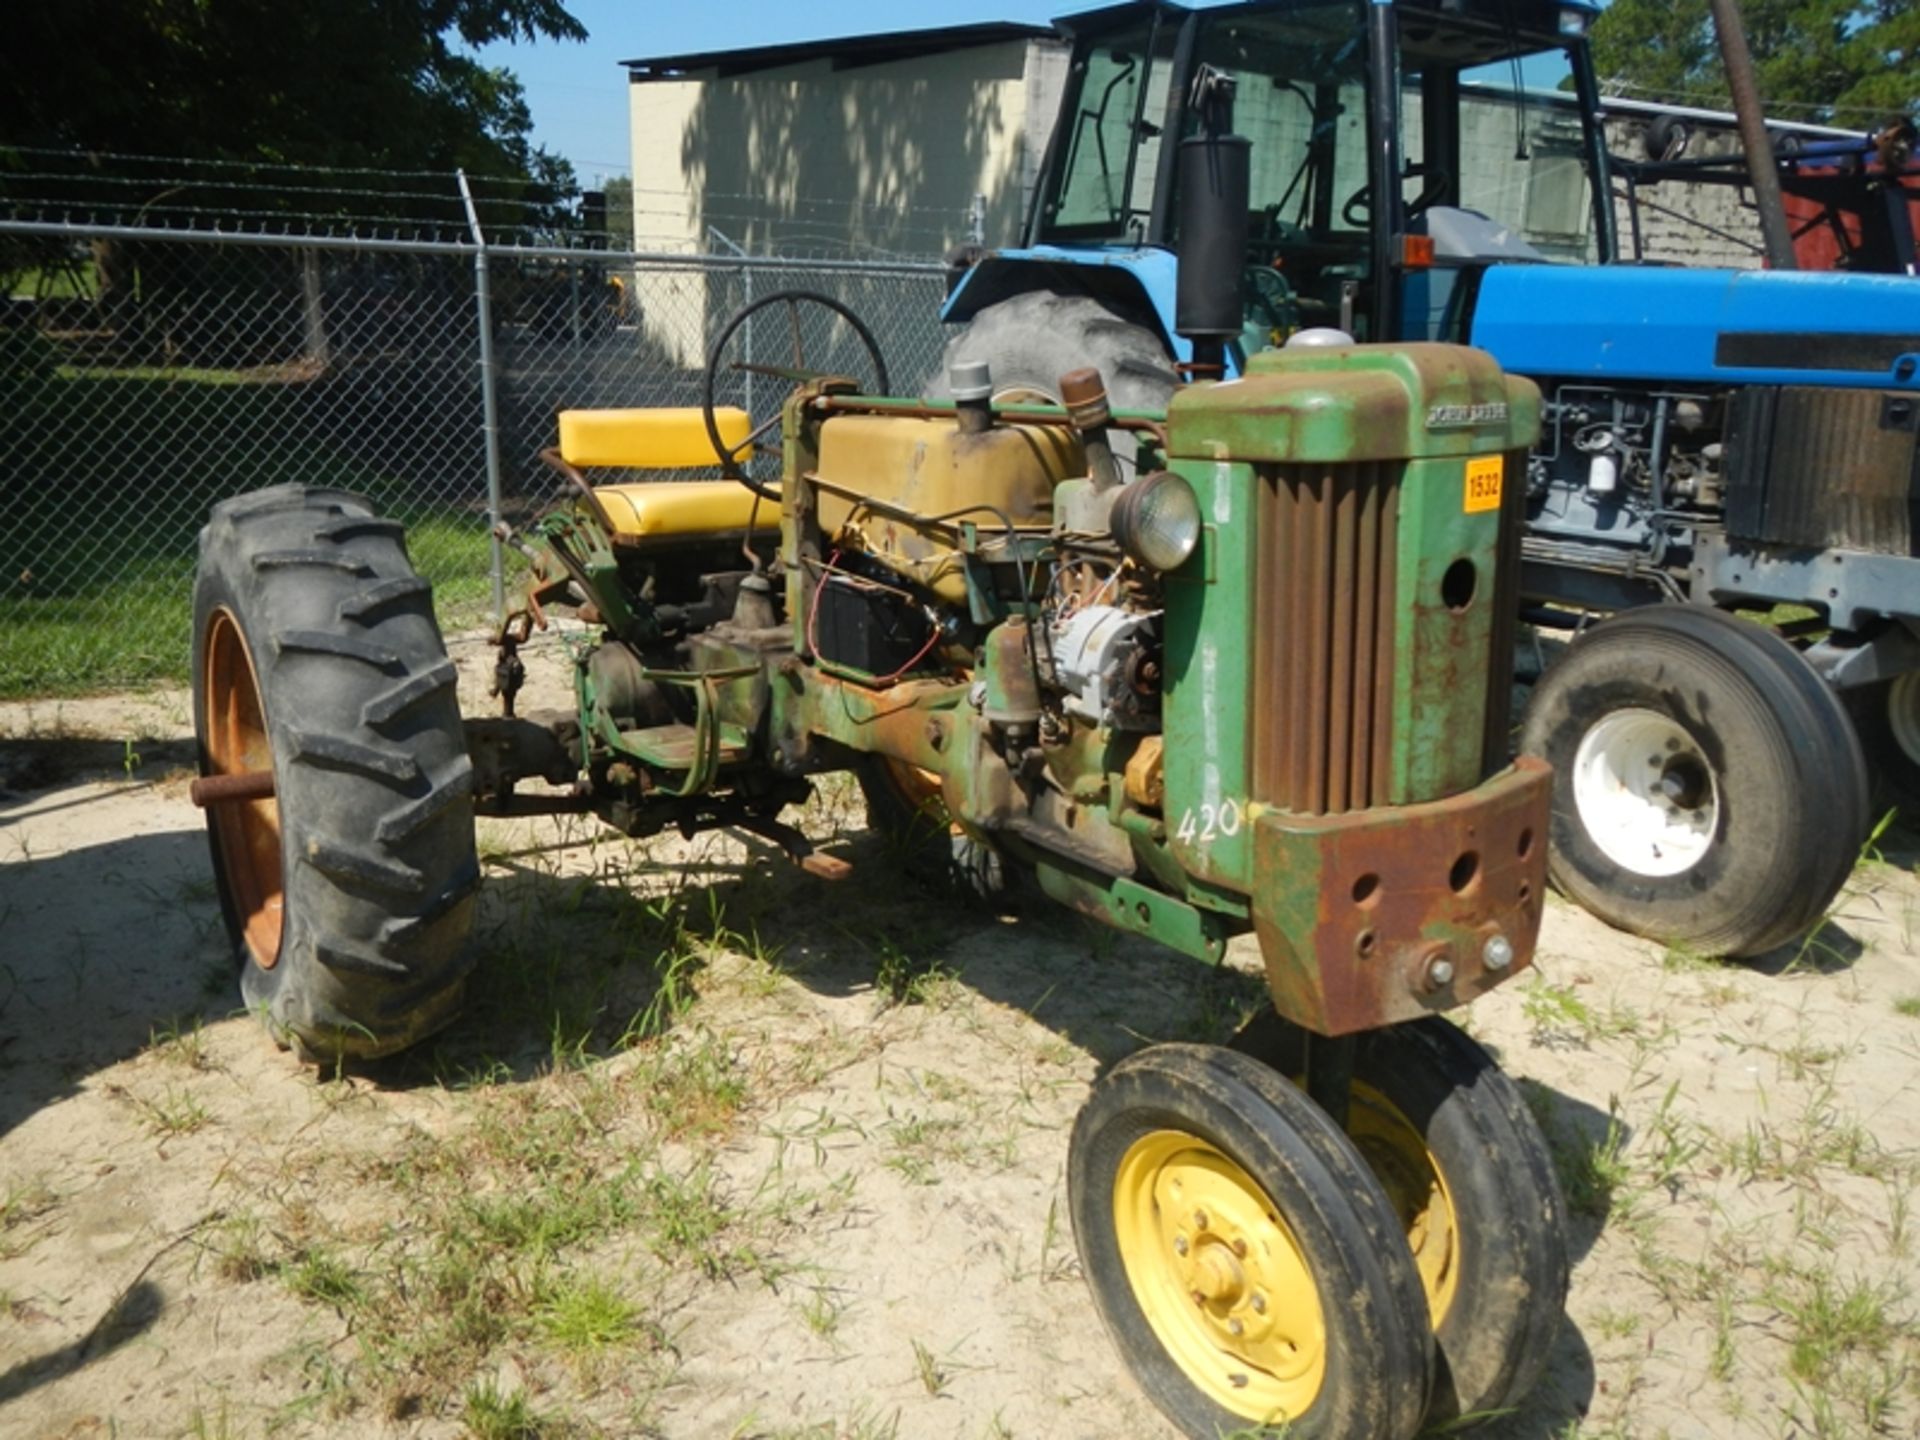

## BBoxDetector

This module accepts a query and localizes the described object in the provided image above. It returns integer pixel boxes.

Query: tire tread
[193,485,476,1062]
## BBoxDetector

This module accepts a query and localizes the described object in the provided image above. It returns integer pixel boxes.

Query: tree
[0,2,586,183]
[603,178,635,249]
[0,3,592,370]
[1590,0,1919,124]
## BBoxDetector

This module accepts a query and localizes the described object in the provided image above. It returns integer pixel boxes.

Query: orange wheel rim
[202,608,284,968]
[881,758,945,814]
[877,757,962,837]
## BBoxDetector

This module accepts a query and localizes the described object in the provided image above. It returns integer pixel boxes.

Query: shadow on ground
[0,806,230,1141]
[0,735,198,805]
[0,1280,166,1408]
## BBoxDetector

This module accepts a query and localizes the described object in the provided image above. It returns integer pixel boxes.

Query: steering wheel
[1341,166,1453,228]
[702,289,889,501]
[1243,265,1299,349]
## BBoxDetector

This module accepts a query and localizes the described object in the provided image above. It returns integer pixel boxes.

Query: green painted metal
[1021,844,1235,964]
[1387,453,1501,803]
[1181,341,1539,464]
[529,509,646,643]
[1158,453,1259,893]
[1157,342,1541,894]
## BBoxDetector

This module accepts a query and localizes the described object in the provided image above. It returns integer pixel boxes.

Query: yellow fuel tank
[811,414,1080,604]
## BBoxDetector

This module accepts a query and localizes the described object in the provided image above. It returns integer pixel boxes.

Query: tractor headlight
[1111,471,1201,573]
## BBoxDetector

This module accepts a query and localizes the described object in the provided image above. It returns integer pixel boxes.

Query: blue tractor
[940,0,1920,958]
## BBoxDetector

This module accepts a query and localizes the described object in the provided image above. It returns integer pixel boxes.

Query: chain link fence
[0,217,949,697]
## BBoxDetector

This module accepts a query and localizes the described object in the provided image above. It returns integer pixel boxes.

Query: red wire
[868,617,945,688]
[805,549,838,664]
[806,549,943,688]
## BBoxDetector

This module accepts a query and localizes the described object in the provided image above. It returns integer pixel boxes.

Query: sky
[470,0,1072,187]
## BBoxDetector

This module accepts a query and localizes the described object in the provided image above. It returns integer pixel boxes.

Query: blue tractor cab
[946,0,1615,363]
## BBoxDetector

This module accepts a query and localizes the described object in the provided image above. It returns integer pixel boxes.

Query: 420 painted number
[1176,799,1244,844]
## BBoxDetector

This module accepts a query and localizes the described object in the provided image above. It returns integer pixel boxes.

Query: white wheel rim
[1889,673,1920,767]
[1571,708,1719,878]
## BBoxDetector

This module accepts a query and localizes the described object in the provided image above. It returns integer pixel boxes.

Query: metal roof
[623,20,1057,83]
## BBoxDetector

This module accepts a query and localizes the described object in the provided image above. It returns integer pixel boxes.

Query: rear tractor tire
[930,292,1176,431]
[1519,605,1868,957]
[1846,671,1920,816]
[193,485,479,1062]
[1068,1044,1435,1439]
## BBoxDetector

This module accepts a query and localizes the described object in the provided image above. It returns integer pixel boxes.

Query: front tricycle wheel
[1232,1011,1569,1426]
[1068,1044,1434,1439]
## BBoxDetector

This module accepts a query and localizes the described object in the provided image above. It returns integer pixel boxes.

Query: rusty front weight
[1248,757,1553,1035]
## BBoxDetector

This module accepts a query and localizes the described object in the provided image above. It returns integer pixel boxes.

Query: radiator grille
[1251,461,1401,816]
[1725,387,1920,554]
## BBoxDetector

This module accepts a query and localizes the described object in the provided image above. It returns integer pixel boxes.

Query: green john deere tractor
[191,272,1567,1436]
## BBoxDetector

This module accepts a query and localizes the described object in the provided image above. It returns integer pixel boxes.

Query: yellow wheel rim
[1112,1131,1327,1421]
[1347,1082,1461,1326]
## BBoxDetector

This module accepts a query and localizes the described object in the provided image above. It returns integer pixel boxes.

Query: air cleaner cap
[948,360,993,402]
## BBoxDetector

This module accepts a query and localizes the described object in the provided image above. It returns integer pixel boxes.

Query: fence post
[457,169,508,621]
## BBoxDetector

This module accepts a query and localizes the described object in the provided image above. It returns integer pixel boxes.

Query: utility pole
[1707,0,1797,269]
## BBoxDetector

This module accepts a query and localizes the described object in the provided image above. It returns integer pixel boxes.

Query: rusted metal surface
[811,394,1170,452]
[1173,344,1536,465]
[1058,367,1123,493]
[199,607,284,968]
[1252,461,1400,815]
[773,666,962,778]
[1708,0,1796,271]
[1249,757,1552,1036]
[536,446,621,538]
[799,850,853,881]
[466,714,577,794]
[190,769,277,807]
[808,414,1070,608]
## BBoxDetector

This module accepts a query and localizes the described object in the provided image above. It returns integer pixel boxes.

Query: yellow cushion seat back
[556,405,769,543]
[557,406,750,470]
[593,480,776,542]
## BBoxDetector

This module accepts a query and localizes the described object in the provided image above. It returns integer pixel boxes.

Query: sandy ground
[3,632,1919,1440]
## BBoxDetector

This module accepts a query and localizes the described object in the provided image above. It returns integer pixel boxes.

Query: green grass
[0,1177,58,1261]
[1,362,500,697]
[461,1379,560,1440]
[281,1245,365,1309]
[871,936,958,1007]
[128,1084,212,1137]
[535,1273,652,1360]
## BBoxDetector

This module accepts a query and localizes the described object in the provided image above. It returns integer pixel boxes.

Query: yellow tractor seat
[593,479,776,543]
[556,406,773,544]
[557,406,750,470]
